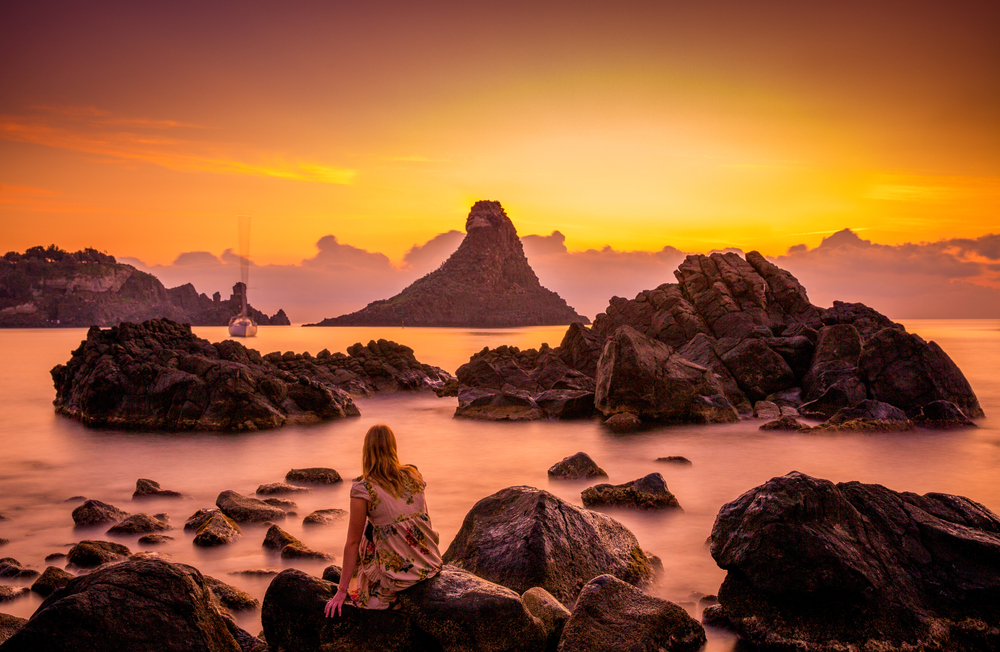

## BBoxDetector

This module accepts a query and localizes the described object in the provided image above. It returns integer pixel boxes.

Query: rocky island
[0,245,289,328]
[307,200,588,328]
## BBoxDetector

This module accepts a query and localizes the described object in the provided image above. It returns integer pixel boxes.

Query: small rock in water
[256,483,310,495]
[655,456,692,465]
[759,416,811,431]
[753,401,781,420]
[132,478,183,499]
[138,534,174,545]
[0,558,39,580]
[0,540,7,547]
[285,467,342,485]
[63,496,86,504]
[303,509,347,526]
[107,513,171,536]
[216,490,286,523]
[72,499,128,527]
[603,412,642,433]
[280,543,334,560]
[66,540,131,568]
[43,552,66,562]
[0,587,30,603]
[30,566,75,597]
[192,513,242,548]
[547,452,608,480]
[262,525,302,552]
[262,497,297,509]
[229,568,283,577]
[582,473,682,511]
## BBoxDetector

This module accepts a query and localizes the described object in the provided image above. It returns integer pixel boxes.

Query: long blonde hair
[362,424,423,498]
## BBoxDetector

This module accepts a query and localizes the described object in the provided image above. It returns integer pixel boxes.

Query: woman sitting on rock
[325,424,442,615]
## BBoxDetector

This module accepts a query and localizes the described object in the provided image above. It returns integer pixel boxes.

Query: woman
[324,424,442,616]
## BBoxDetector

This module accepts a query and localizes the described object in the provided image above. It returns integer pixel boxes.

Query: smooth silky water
[1,321,998,649]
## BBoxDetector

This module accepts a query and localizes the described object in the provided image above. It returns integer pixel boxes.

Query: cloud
[0,105,355,184]
[401,230,463,276]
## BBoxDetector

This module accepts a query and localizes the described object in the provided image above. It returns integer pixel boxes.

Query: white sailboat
[228,215,258,337]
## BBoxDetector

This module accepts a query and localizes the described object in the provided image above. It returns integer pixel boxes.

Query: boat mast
[238,215,251,317]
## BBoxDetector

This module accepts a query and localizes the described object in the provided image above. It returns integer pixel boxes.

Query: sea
[1,320,998,650]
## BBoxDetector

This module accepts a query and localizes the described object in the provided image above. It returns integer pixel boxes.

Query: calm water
[1,321,998,649]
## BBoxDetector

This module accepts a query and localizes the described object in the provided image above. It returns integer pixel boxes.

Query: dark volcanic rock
[454,386,544,421]
[51,318,359,432]
[0,587,29,603]
[826,399,908,425]
[107,513,171,535]
[558,322,606,378]
[914,399,977,428]
[321,564,343,583]
[759,416,811,431]
[0,559,247,652]
[0,613,26,644]
[262,525,301,552]
[133,478,183,499]
[285,467,342,484]
[821,300,903,342]
[547,452,608,480]
[30,566,74,597]
[581,473,682,511]
[710,471,1000,652]
[302,508,348,526]
[677,333,753,415]
[442,486,654,606]
[262,566,546,652]
[859,327,984,418]
[655,455,692,465]
[216,490,286,523]
[603,412,642,433]
[188,509,242,547]
[307,201,587,328]
[66,540,131,568]
[262,497,297,508]
[0,558,39,580]
[204,575,259,612]
[255,482,310,495]
[720,338,796,403]
[557,574,706,652]
[72,499,128,527]
[595,325,738,424]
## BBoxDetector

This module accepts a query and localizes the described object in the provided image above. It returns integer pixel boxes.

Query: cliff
[0,246,290,327]
[308,201,588,327]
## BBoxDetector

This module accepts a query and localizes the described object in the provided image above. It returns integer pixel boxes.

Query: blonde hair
[362,424,423,498]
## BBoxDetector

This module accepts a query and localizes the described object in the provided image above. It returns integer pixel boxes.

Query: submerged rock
[285,467,342,484]
[66,540,131,568]
[0,588,29,603]
[216,490,286,523]
[602,412,642,433]
[557,574,706,652]
[51,318,360,432]
[547,452,608,480]
[255,482,310,495]
[442,486,654,606]
[303,508,348,526]
[655,455,692,465]
[0,559,39,580]
[710,471,1000,651]
[107,513,171,536]
[138,534,173,545]
[191,511,242,548]
[454,386,545,421]
[581,473,682,511]
[0,558,251,652]
[759,416,811,431]
[30,566,74,597]
[132,478,183,499]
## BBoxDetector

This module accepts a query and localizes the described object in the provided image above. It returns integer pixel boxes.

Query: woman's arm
[324,496,368,617]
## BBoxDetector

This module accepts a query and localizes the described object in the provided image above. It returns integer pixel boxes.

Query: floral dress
[348,473,442,609]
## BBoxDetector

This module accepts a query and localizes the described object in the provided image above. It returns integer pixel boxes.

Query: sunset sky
[2,1,999,319]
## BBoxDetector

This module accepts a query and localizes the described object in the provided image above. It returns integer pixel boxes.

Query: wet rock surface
[255,482,310,495]
[30,566,74,597]
[308,200,587,328]
[51,318,360,432]
[187,509,242,547]
[302,508,348,526]
[204,575,259,612]
[522,587,570,651]
[132,478,183,499]
[581,473,682,511]
[0,558,252,652]
[710,471,1000,651]
[107,513,171,535]
[216,490,286,523]
[442,486,654,606]
[557,574,706,652]
[71,499,128,527]
[0,559,39,580]
[285,467,342,484]
[0,612,26,644]
[66,540,131,568]
[547,452,608,480]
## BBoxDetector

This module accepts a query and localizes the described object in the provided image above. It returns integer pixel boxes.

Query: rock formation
[0,246,289,327]
[710,471,1000,651]
[308,201,587,327]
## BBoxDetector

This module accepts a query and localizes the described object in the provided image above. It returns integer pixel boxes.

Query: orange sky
[1,1,998,266]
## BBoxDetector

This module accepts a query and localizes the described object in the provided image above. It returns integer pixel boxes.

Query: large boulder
[710,471,1000,651]
[557,574,706,652]
[442,486,654,606]
[581,473,682,511]
[454,387,544,421]
[557,322,606,378]
[261,566,547,652]
[859,327,984,418]
[676,333,752,415]
[50,318,360,432]
[216,490,286,523]
[719,338,796,403]
[594,326,738,424]
[0,559,248,652]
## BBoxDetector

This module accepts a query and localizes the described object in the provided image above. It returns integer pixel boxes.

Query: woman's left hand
[324,590,351,617]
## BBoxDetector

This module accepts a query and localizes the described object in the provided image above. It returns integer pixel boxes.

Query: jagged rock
[720,338,796,403]
[262,525,301,552]
[759,416,811,431]
[0,587,29,603]
[454,387,544,421]
[603,412,642,433]
[802,324,863,399]
[676,333,752,415]
[303,508,348,526]
[0,613,26,644]
[442,486,654,605]
[557,574,706,652]
[132,478,183,499]
[30,566,74,597]
[262,566,547,652]
[66,540,131,568]
[107,513,171,535]
[0,559,251,652]
[192,512,242,547]
[655,456,692,465]
[595,326,738,424]
[205,576,259,611]
[285,467,342,484]
[547,452,608,480]
[71,499,128,527]
[914,400,977,428]
[256,482,310,495]
[763,335,815,379]
[859,327,984,418]
[533,389,596,419]
[522,587,570,651]
[799,376,867,419]
[768,386,803,408]
[581,473,682,511]
[51,319,359,432]
[558,322,606,377]
[753,400,781,419]
[821,300,903,342]
[138,534,173,545]
[216,490,286,523]
[307,201,587,327]
[710,471,1000,651]
[0,559,39,580]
